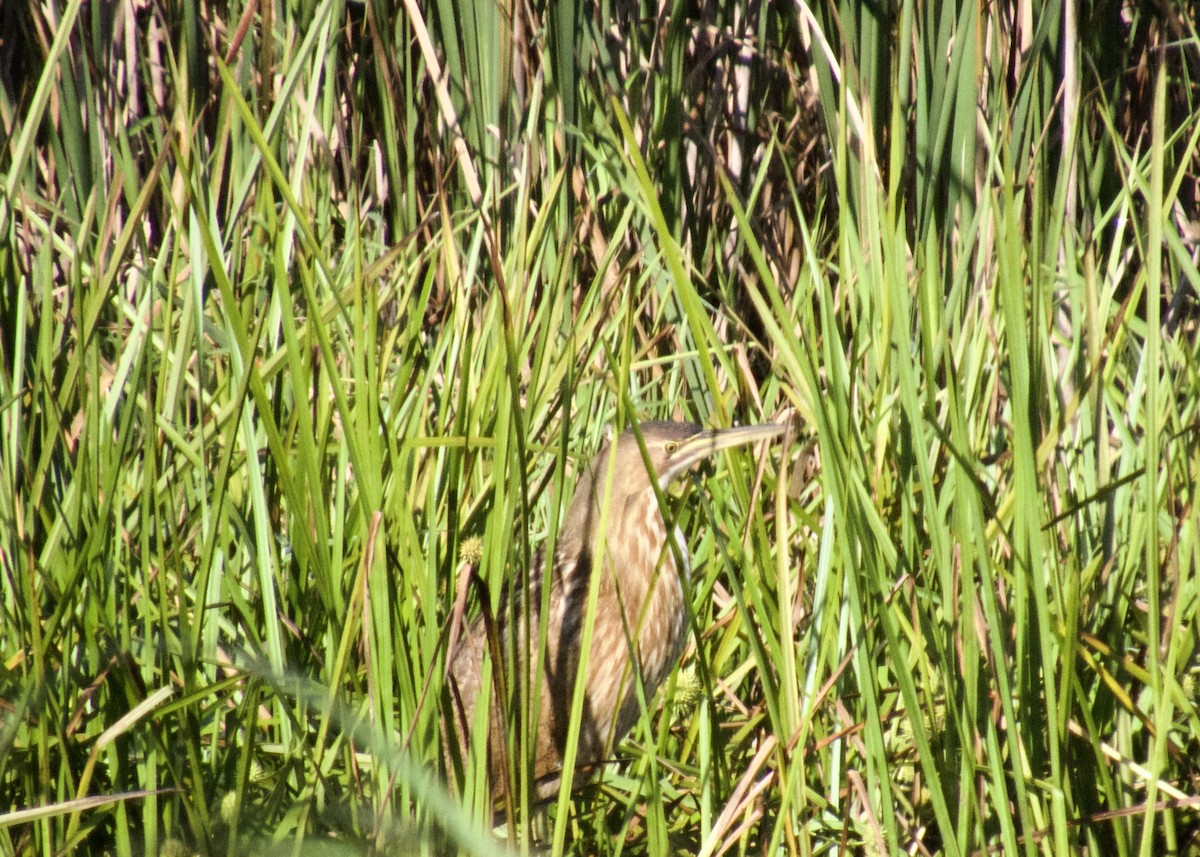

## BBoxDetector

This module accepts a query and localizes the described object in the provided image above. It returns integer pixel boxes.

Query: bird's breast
[622,491,690,694]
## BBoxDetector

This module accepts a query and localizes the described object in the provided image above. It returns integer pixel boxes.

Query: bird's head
[560,420,784,546]
[631,421,786,490]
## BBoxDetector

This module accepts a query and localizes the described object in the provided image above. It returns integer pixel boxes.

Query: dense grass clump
[2,0,1198,854]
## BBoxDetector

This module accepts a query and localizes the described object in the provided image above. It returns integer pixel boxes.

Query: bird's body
[446,420,782,800]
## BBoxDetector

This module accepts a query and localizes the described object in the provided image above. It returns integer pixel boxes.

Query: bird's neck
[612,487,690,695]
[610,487,687,605]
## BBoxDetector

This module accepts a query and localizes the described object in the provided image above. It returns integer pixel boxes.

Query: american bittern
[446,420,784,800]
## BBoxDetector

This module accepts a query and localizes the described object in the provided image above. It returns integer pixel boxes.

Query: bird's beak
[661,422,786,486]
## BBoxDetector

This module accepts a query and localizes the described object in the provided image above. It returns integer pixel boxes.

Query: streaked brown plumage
[446,420,783,801]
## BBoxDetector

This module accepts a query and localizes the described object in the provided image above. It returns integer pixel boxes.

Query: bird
[444,419,784,803]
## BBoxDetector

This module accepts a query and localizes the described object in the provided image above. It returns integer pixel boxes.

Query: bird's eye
[663,441,679,455]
